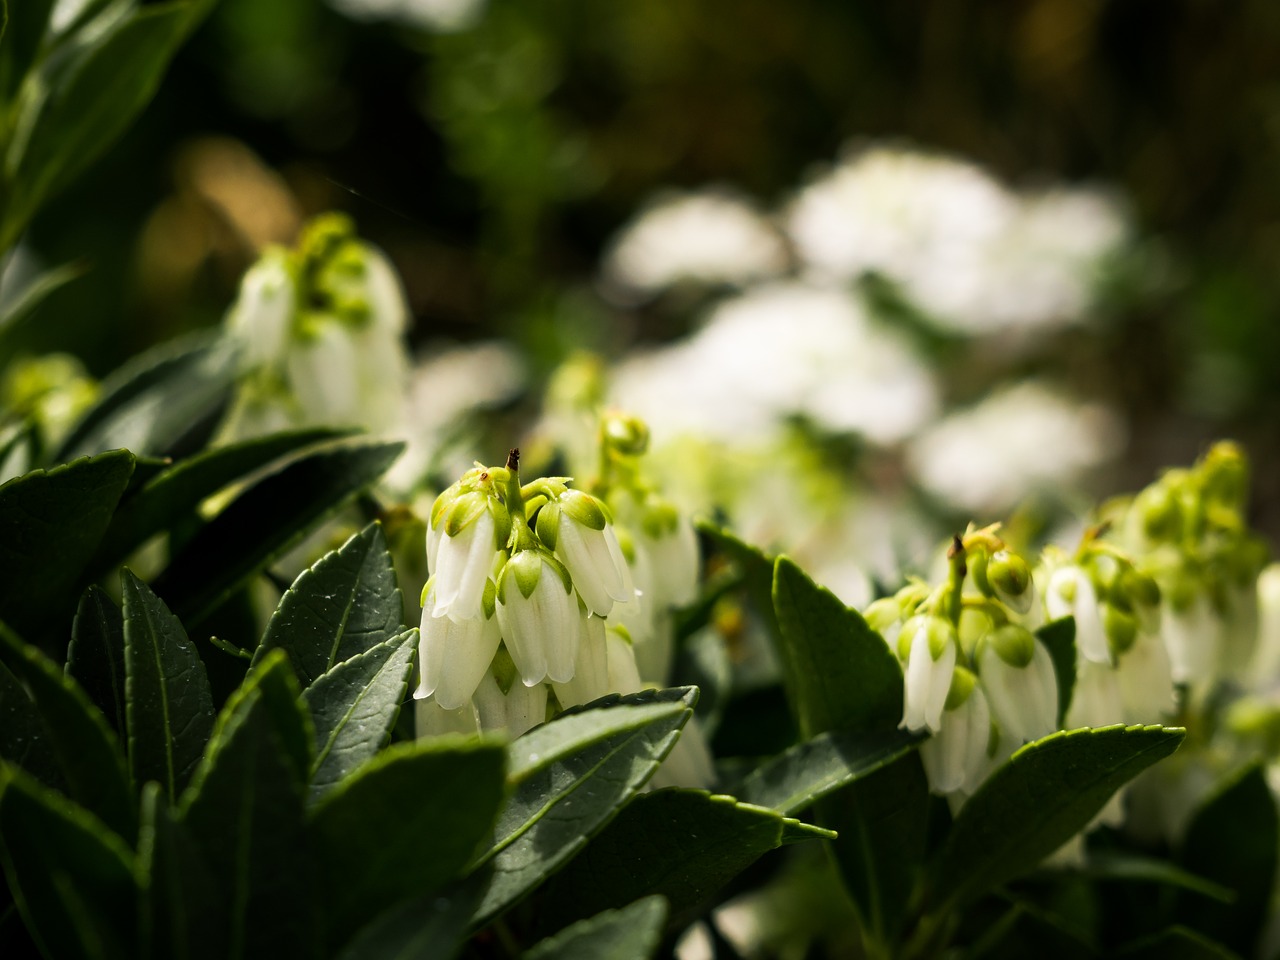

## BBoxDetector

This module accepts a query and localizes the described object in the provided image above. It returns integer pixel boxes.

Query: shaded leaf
[1037,617,1077,727]
[336,888,480,960]
[3,2,205,247]
[0,622,135,842]
[1062,851,1234,903]
[929,724,1186,909]
[95,428,348,569]
[540,790,832,931]
[732,727,924,816]
[772,555,901,737]
[311,737,506,947]
[526,896,668,960]
[136,782,221,960]
[1175,763,1277,956]
[698,522,778,636]
[55,336,236,462]
[66,586,126,733]
[0,766,137,960]
[0,450,133,645]
[1115,925,1241,960]
[153,439,404,626]
[121,571,215,802]
[0,658,62,789]
[470,687,696,926]
[303,628,417,803]
[0,260,85,366]
[178,651,318,960]
[255,521,404,685]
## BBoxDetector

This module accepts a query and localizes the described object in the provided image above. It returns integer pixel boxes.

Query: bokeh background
[8,0,1280,563]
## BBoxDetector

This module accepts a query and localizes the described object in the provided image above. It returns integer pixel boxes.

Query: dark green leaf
[470,687,697,926]
[970,901,1099,960]
[3,2,202,247]
[772,556,902,737]
[1064,851,1234,903]
[527,896,668,960]
[732,727,924,815]
[336,887,480,960]
[178,651,319,960]
[121,570,215,802]
[0,421,35,483]
[311,737,506,947]
[1175,763,1277,956]
[0,658,62,789]
[67,586,126,733]
[95,428,349,570]
[1037,617,1077,726]
[153,439,404,627]
[55,336,236,462]
[0,260,85,366]
[303,629,417,803]
[0,765,138,960]
[136,783,221,960]
[0,622,135,842]
[0,450,133,644]
[0,0,52,106]
[929,724,1186,909]
[820,753,931,948]
[1115,925,1242,960]
[255,521,404,686]
[540,790,832,931]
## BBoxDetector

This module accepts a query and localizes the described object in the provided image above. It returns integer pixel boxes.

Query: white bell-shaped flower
[650,716,717,790]
[432,500,501,622]
[641,512,700,609]
[416,579,503,710]
[495,549,580,685]
[977,625,1058,744]
[538,490,633,616]
[1116,631,1176,722]
[919,667,993,796]
[899,615,958,734]
[552,610,611,709]
[415,697,480,737]
[472,670,548,738]
[226,250,296,371]
[1066,659,1126,729]
[287,321,362,427]
[1161,592,1222,686]
[605,627,644,695]
[1046,566,1111,665]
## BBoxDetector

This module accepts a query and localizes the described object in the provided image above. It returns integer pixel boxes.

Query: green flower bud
[864,597,903,637]
[1200,441,1248,509]
[1102,602,1138,655]
[969,549,992,598]
[988,551,1033,615]
[602,412,650,456]
[1134,481,1182,542]
[944,665,979,711]
[958,606,995,659]
[982,624,1036,669]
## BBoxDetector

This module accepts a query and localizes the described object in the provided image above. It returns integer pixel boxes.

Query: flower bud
[988,550,1034,614]
[1102,603,1139,657]
[602,411,650,456]
[1046,565,1110,665]
[1132,482,1182,543]
[495,549,579,685]
[899,616,958,734]
[864,597,903,649]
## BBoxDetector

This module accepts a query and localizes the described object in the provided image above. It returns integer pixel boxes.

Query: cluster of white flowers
[877,442,1273,832]
[413,436,701,752]
[220,213,411,441]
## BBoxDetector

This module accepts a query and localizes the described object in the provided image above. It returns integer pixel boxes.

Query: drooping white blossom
[899,617,958,734]
[495,550,580,685]
[416,579,503,710]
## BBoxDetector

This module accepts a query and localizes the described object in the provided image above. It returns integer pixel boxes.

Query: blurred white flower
[906,381,1124,513]
[611,282,937,447]
[328,0,485,31]
[602,190,787,299]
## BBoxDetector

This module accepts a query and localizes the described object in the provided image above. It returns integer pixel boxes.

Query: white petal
[649,717,716,790]
[553,614,609,708]
[497,593,548,686]
[433,512,496,621]
[923,641,957,733]
[504,682,548,738]
[415,696,479,737]
[606,631,644,695]
[1066,660,1125,729]
[1116,632,1175,721]
[432,614,503,711]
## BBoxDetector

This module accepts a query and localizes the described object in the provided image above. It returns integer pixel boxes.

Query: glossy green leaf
[526,896,668,960]
[1068,851,1234,903]
[929,724,1186,909]
[255,521,404,686]
[0,622,135,842]
[732,727,924,816]
[0,0,52,106]
[1175,763,1278,956]
[470,687,696,926]
[336,887,479,960]
[0,658,62,790]
[1037,617,1077,726]
[95,428,349,570]
[0,765,138,960]
[311,737,506,947]
[153,439,404,626]
[136,783,221,960]
[55,336,236,463]
[540,790,832,931]
[121,571,215,802]
[66,586,126,734]
[772,555,901,737]
[3,2,203,248]
[0,450,133,644]
[178,651,318,960]
[303,628,417,803]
